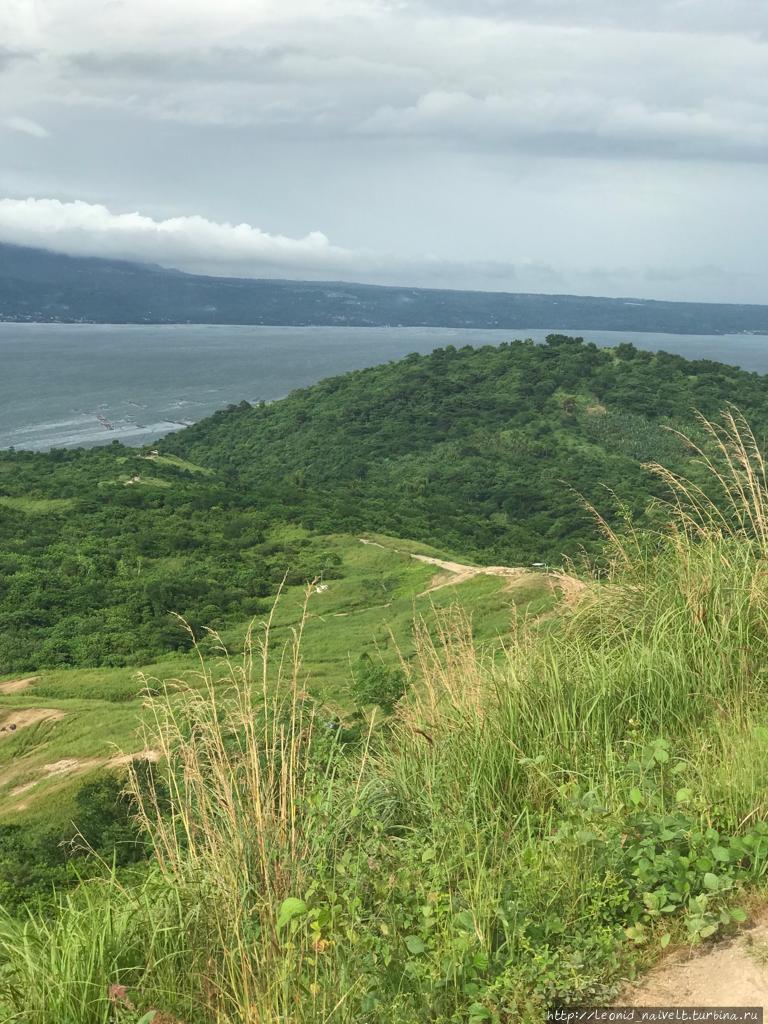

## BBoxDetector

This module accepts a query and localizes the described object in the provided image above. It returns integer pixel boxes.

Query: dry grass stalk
[126,583,327,1019]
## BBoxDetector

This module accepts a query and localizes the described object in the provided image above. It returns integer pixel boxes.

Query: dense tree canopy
[166,336,768,562]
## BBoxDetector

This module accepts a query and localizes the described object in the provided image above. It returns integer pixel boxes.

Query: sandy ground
[0,707,66,734]
[624,920,768,1008]
[409,552,529,594]
[0,676,38,695]
[43,756,103,776]
[106,748,161,767]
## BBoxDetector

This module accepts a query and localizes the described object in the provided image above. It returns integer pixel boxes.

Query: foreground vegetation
[0,532,553,907]
[2,413,768,1022]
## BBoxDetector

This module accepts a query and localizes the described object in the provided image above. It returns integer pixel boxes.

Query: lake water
[2,322,768,451]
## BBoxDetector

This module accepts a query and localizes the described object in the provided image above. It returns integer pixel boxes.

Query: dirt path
[106,748,161,768]
[360,539,530,595]
[43,757,103,777]
[624,920,768,1008]
[0,676,38,695]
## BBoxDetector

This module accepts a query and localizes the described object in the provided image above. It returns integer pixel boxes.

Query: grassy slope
[3,374,768,1019]
[0,531,555,820]
[7,502,768,1022]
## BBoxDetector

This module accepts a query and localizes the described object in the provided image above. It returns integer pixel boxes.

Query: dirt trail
[549,570,589,608]
[106,748,161,768]
[359,538,582,599]
[624,920,768,1008]
[0,676,38,695]
[360,539,530,595]
[43,757,103,776]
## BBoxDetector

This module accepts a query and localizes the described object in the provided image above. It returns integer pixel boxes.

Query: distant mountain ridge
[2,241,768,334]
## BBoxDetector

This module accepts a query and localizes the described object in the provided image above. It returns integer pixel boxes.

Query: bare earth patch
[3,749,162,810]
[0,707,66,735]
[43,757,102,776]
[549,571,589,608]
[0,676,38,695]
[106,748,161,767]
[624,920,768,1008]
[10,780,38,797]
[359,538,584,600]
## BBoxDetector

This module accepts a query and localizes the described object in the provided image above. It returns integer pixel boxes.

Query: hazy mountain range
[2,242,768,335]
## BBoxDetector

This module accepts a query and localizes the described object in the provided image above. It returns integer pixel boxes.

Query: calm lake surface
[2,322,768,451]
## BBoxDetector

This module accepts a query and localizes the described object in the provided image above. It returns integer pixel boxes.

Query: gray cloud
[6,3,768,160]
[404,0,768,33]
[12,11,767,165]
[65,46,303,83]
[360,90,768,163]
[0,48,31,73]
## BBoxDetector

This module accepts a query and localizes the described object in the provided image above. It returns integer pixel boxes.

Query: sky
[1,0,768,302]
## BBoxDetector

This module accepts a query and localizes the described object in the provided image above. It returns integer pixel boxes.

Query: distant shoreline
[1,318,767,338]
[3,323,768,454]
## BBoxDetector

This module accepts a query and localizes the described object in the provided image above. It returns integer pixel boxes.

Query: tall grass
[0,872,191,1024]
[124,588,380,1022]
[3,411,768,1023]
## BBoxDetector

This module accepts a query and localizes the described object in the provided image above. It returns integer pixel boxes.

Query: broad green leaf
[629,788,643,806]
[405,935,426,955]
[454,910,475,932]
[576,829,596,844]
[277,897,309,930]
[703,873,720,891]
[468,1004,492,1022]
[660,932,671,948]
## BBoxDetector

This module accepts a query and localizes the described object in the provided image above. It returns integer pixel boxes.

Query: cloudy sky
[1,0,768,302]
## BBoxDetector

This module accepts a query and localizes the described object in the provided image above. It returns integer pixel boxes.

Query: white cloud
[0,195,569,290]
[0,195,754,304]
[360,88,768,160]
[0,197,352,276]
[4,115,48,138]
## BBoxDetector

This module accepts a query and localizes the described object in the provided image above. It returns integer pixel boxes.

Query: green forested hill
[165,335,768,563]
[2,335,768,674]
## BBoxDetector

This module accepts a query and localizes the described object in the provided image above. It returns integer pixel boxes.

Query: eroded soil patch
[624,919,768,1008]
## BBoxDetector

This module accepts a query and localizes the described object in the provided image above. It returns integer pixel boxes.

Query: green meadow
[0,531,556,821]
